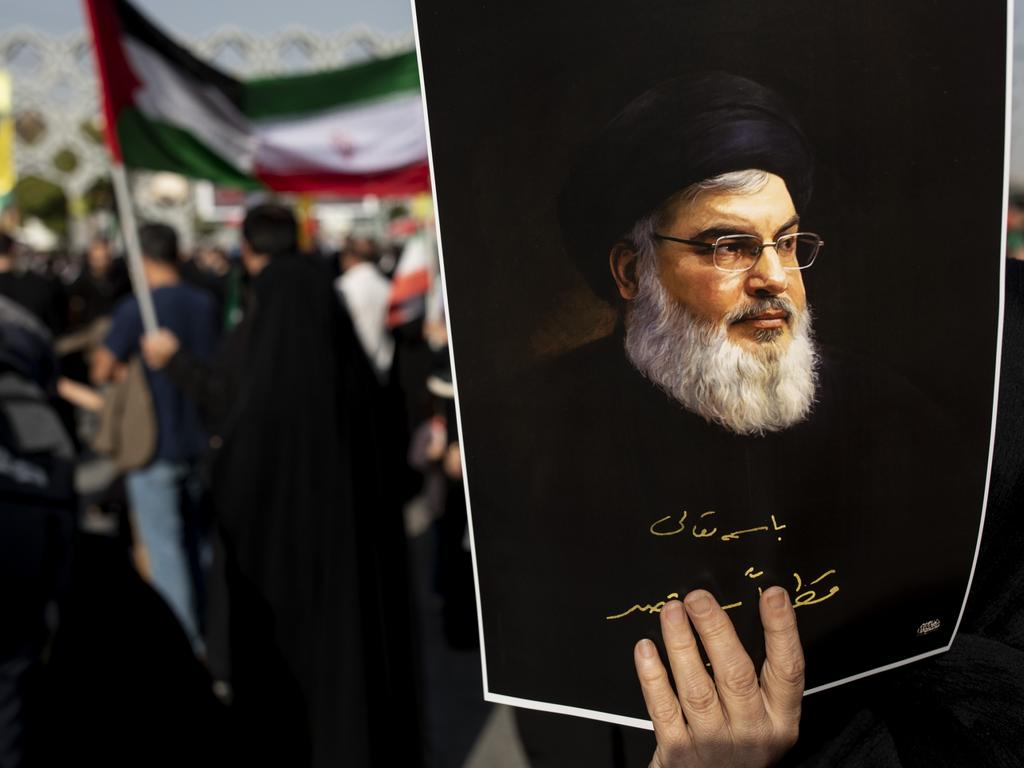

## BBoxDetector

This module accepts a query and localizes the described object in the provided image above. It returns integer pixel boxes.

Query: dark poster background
[415,0,1006,725]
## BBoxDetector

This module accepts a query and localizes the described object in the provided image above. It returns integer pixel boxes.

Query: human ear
[609,242,640,301]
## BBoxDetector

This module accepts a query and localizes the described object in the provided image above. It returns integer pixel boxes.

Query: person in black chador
[467,73,985,765]
[141,204,422,768]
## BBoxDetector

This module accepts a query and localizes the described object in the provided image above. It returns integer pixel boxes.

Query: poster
[413,0,1009,727]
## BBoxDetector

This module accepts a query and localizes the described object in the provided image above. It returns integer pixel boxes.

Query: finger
[683,590,769,734]
[634,638,693,764]
[758,586,804,731]
[659,600,729,744]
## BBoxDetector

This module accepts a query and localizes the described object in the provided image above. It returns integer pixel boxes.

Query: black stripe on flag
[115,0,245,110]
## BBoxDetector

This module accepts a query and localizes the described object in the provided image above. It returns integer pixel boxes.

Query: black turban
[558,72,814,303]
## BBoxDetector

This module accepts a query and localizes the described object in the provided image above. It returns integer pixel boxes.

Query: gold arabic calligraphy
[605,567,839,620]
[649,511,787,542]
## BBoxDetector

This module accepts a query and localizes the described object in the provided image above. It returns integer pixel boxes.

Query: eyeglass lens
[713,234,820,271]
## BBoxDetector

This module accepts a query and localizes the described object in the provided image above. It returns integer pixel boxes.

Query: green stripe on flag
[242,51,420,120]
[117,107,262,190]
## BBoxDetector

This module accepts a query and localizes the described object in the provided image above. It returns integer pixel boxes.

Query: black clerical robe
[466,329,980,722]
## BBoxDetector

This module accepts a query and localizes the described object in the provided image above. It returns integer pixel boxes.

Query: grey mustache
[727,297,797,324]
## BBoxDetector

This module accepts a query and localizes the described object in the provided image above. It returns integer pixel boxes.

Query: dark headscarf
[558,71,814,302]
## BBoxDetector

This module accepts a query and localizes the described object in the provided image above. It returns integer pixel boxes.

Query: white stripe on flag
[125,39,256,172]
[253,91,427,174]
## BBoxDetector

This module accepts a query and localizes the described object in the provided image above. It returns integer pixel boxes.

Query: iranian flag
[83,0,429,195]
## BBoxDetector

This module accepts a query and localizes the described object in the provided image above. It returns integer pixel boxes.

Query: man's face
[622,171,819,434]
[652,173,806,356]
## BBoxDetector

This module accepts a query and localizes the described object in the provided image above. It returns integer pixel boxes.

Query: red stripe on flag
[390,270,431,304]
[82,0,142,161]
[388,297,426,329]
[255,162,431,196]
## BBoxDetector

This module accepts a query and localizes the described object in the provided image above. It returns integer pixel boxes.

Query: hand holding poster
[412,0,1009,741]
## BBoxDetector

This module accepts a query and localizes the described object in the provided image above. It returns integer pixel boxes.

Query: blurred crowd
[0,204,470,767]
[1008,196,1024,261]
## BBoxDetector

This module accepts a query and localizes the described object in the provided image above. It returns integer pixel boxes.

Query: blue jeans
[126,460,203,650]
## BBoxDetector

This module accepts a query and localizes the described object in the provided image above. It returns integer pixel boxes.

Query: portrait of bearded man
[617,169,820,437]
[555,72,824,439]
[461,71,979,733]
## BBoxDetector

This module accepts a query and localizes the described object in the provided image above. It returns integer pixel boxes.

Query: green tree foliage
[14,175,68,237]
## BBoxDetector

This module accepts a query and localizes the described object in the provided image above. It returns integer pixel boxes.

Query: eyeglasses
[652,232,824,273]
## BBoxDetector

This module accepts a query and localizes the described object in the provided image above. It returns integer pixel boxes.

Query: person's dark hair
[242,203,298,259]
[340,238,378,266]
[0,232,14,257]
[138,223,179,266]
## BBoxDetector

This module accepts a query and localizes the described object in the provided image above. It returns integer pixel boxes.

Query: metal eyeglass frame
[652,232,824,273]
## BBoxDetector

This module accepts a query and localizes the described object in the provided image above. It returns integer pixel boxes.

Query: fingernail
[638,639,656,658]
[766,587,788,609]
[662,600,684,624]
[685,591,712,616]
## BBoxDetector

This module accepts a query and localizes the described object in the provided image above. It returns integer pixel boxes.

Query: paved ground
[464,706,530,768]
[408,526,530,768]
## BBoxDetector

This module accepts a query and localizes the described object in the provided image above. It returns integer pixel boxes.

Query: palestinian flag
[83,0,429,195]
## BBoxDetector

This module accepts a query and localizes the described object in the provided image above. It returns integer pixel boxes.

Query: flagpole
[110,161,158,334]
[82,0,158,334]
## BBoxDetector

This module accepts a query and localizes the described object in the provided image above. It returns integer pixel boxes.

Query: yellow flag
[0,71,14,201]
[411,192,433,222]
[296,194,316,252]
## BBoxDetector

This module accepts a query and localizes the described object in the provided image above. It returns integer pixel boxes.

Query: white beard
[624,266,819,436]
